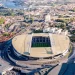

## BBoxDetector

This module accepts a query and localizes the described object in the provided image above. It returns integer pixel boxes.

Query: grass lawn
[32,43,50,47]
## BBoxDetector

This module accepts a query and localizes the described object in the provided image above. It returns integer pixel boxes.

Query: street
[68,43,75,63]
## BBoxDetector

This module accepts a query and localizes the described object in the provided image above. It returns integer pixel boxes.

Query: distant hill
[1,0,75,6]
[1,0,75,3]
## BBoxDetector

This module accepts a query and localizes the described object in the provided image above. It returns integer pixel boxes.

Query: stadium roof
[12,33,70,58]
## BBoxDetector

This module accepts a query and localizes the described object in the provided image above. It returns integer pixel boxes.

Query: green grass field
[32,43,50,47]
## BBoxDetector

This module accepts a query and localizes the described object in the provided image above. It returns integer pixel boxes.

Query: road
[0,39,14,74]
[1,39,16,65]
[68,42,75,63]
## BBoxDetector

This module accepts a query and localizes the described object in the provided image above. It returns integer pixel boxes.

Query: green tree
[0,18,5,24]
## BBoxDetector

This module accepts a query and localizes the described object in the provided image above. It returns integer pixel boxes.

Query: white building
[43,27,51,33]
[43,27,57,33]
[57,29,62,34]
[45,14,51,23]
[64,30,68,36]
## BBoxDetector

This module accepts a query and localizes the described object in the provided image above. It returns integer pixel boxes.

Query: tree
[0,18,5,24]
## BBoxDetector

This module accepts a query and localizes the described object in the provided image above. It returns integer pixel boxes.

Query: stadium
[12,33,70,59]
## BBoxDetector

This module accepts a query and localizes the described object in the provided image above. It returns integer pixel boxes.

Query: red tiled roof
[0,35,13,42]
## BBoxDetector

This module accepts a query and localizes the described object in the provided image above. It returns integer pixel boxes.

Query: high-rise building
[45,14,51,23]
